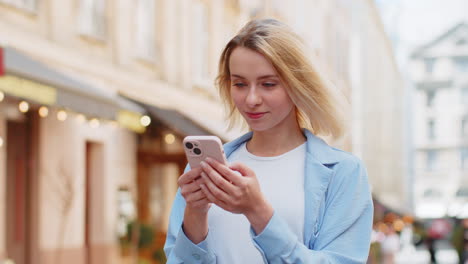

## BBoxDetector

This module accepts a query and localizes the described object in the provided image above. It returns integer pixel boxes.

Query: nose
[246,86,262,107]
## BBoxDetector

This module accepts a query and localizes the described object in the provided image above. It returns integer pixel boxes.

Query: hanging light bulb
[164,133,175,145]
[140,115,151,127]
[19,101,29,113]
[76,114,86,124]
[57,110,67,121]
[89,118,100,128]
[38,106,49,118]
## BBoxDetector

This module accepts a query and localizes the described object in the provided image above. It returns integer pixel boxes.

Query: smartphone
[183,135,228,169]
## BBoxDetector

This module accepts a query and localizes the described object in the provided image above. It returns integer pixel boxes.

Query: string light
[164,133,175,144]
[38,106,49,118]
[19,101,29,113]
[76,114,86,124]
[0,91,4,102]
[89,118,100,128]
[57,110,67,121]
[140,115,151,127]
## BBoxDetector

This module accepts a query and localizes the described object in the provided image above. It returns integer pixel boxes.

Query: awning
[129,98,212,138]
[0,46,146,133]
[119,85,246,142]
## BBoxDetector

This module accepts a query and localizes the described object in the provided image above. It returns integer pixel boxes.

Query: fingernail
[200,161,207,167]
[205,157,213,163]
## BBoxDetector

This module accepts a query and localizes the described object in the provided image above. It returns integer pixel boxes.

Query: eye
[262,82,277,88]
[232,82,247,88]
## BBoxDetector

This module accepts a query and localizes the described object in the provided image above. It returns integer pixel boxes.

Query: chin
[247,123,271,132]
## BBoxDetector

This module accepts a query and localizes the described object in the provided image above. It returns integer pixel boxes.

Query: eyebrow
[231,74,278,80]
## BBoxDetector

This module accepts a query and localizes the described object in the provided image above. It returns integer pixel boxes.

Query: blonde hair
[215,18,347,140]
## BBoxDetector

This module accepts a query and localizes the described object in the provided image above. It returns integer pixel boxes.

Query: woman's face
[229,47,296,133]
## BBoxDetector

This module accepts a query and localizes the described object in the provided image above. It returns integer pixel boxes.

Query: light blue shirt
[164,129,374,263]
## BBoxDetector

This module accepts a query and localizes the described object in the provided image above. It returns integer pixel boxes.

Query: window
[428,119,436,140]
[455,58,468,72]
[426,150,438,171]
[135,0,157,61]
[424,58,436,74]
[77,0,107,39]
[461,87,468,105]
[191,1,209,83]
[116,188,136,237]
[456,38,467,46]
[423,188,442,199]
[462,148,468,170]
[462,116,468,138]
[426,90,436,107]
[0,0,36,11]
[455,187,468,198]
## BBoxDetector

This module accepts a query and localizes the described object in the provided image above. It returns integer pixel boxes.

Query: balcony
[416,78,453,90]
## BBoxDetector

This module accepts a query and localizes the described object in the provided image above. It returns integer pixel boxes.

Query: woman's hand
[178,167,211,213]
[199,158,273,234]
[178,167,211,243]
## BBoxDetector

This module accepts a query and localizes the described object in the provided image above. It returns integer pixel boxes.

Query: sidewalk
[395,244,459,264]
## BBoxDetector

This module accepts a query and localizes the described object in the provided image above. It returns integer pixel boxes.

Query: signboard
[117,110,145,133]
[0,75,57,105]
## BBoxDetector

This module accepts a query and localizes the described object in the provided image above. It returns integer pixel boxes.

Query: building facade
[0,0,407,263]
[410,22,468,219]
[0,1,246,263]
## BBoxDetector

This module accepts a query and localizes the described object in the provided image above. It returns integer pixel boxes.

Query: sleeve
[250,157,374,264]
[164,168,218,263]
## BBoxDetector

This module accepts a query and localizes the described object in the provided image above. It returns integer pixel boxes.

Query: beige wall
[351,1,407,212]
[37,108,136,263]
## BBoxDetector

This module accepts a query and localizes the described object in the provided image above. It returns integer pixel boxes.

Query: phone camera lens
[185,142,193,149]
[193,148,201,155]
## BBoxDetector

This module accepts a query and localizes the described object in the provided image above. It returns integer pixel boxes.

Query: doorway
[6,117,32,264]
[85,141,104,264]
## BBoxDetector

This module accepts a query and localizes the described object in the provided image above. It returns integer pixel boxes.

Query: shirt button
[192,253,201,260]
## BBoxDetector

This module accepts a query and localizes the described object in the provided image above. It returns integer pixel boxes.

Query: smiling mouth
[246,112,266,119]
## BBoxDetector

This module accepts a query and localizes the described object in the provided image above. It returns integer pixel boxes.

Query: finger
[178,167,203,185]
[229,162,254,178]
[190,197,211,208]
[181,180,203,195]
[200,161,235,194]
[200,172,232,203]
[205,157,243,186]
[185,189,206,203]
[200,183,229,209]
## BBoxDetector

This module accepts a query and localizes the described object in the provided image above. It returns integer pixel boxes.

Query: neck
[247,124,306,157]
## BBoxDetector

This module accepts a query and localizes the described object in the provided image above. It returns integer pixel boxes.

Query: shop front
[0,46,148,264]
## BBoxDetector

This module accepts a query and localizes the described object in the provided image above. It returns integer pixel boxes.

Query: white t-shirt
[206,142,306,263]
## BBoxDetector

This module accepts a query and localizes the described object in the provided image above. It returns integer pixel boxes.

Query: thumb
[229,162,253,177]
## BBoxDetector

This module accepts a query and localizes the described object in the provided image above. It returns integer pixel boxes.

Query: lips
[246,112,267,119]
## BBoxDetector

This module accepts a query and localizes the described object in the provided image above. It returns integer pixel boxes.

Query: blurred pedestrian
[381,225,400,264]
[450,218,464,264]
[164,18,374,263]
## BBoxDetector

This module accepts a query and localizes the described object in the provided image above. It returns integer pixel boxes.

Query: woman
[164,18,373,263]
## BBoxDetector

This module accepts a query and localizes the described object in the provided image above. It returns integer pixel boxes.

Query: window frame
[77,0,108,41]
